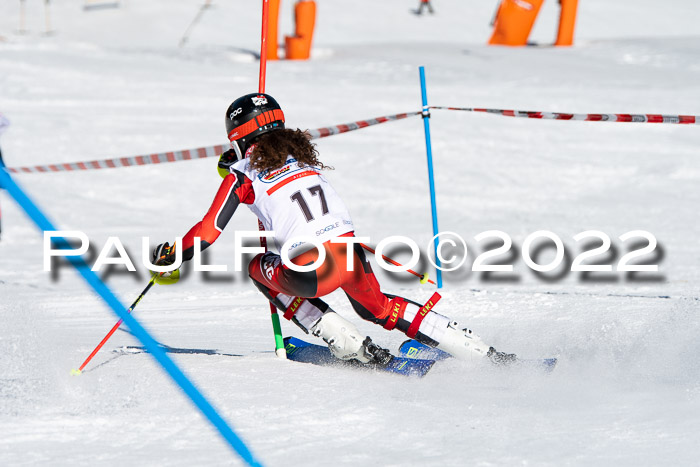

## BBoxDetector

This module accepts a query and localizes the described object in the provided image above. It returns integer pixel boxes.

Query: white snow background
[1,1,699,465]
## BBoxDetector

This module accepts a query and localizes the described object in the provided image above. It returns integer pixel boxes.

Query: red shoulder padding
[234,171,255,205]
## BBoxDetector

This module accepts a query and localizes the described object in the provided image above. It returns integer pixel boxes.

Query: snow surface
[1,1,700,465]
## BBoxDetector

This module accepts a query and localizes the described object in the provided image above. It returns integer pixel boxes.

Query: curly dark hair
[249,129,332,172]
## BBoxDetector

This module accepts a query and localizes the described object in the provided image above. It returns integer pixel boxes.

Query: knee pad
[248,251,280,282]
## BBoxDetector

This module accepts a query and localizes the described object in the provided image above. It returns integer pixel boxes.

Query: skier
[416,0,434,15]
[152,93,515,366]
[0,112,9,241]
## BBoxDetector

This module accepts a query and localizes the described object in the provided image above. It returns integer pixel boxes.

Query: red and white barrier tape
[7,111,420,174]
[306,111,420,139]
[431,106,700,125]
[11,104,693,174]
[8,145,227,174]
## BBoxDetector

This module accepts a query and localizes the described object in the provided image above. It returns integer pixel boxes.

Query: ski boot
[436,321,517,365]
[362,337,393,366]
[311,312,392,365]
[486,346,518,366]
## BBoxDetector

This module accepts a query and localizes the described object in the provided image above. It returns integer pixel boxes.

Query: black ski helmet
[225,93,285,161]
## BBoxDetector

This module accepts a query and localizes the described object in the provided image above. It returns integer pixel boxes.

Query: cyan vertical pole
[419,66,443,289]
[0,168,263,467]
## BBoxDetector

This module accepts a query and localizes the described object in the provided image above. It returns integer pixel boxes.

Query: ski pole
[260,219,286,358]
[178,0,212,48]
[258,0,287,359]
[71,275,157,375]
[360,243,436,285]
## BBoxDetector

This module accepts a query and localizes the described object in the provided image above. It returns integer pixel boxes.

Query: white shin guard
[274,293,325,332]
[399,303,489,361]
[436,321,490,361]
[310,312,371,363]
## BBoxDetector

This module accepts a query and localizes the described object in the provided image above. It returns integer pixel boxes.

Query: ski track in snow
[1,1,700,465]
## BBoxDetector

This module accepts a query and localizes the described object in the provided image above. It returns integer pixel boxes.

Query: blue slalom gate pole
[0,168,263,467]
[419,66,443,289]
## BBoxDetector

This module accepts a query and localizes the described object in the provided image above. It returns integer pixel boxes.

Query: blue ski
[398,339,557,372]
[284,336,435,378]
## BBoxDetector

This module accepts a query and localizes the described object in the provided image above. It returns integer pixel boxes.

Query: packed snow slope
[1,1,699,466]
